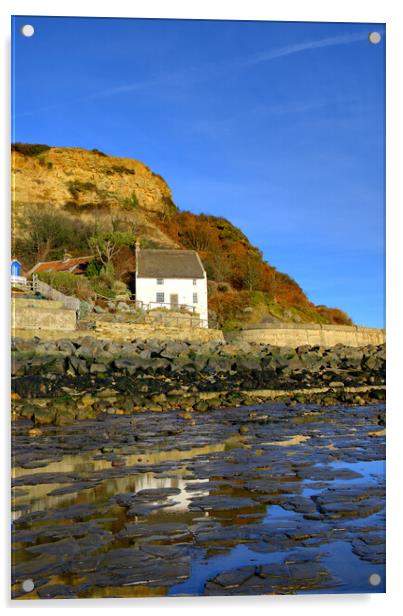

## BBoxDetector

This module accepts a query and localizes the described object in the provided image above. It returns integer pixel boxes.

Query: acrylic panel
[11,16,385,600]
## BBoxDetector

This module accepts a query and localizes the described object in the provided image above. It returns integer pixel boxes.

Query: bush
[316,306,353,326]
[37,272,93,300]
[91,148,108,156]
[111,165,135,175]
[121,191,139,210]
[12,143,50,156]
[88,277,115,299]
[85,259,103,278]
[67,180,98,199]
[38,267,123,301]
[209,291,250,329]
[37,157,53,170]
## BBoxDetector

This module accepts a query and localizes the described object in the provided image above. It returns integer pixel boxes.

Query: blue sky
[12,17,385,327]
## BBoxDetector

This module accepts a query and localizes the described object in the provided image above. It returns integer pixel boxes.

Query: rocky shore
[11,337,386,426]
[12,402,386,597]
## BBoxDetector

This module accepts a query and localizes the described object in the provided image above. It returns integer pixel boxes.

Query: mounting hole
[369,573,381,586]
[21,24,35,38]
[368,32,381,45]
[22,578,35,592]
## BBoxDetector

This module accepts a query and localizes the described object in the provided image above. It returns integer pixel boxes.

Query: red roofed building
[28,253,94,277]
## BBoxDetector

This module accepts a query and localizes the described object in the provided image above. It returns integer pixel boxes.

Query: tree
[88,229,134,265]
[241,253,264,291]
[205,250,232,282]
[178,212,215,252]
[15,205,94,266]
[227,246,263,291]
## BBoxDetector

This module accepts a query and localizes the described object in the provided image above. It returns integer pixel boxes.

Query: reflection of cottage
[135,244,208,326]
[28,253,94,277]
[11,258,26,286]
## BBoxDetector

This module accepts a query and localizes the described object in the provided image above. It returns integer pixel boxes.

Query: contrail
[14,31,369,118]
[238,31,368,67]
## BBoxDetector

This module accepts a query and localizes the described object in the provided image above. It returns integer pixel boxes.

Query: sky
[11,16,385,327]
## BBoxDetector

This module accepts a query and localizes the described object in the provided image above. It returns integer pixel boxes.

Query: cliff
[11,143,352,328]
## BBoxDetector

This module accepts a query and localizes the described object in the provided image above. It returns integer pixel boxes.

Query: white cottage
[135,245,209,327]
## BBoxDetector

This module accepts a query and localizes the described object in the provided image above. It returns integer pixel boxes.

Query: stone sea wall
[12,298,77,332]
[11,336,386,425]
[92,321,224,342]
[227,324,385,348]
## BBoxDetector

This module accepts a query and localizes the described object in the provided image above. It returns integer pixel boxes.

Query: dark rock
[351,535,386,564]
[37,584,76,599]
[188,495,257,512]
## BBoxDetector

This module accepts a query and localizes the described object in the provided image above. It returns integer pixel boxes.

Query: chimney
[135,240,140,277]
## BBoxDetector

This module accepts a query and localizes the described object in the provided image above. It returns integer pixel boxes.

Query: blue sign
[11,259,21,277]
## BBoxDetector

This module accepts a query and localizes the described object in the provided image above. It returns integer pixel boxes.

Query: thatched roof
[137,249,205,279]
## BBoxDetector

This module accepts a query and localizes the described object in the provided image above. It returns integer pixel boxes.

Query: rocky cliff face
[12,146,171,213]
[12,145,178,248]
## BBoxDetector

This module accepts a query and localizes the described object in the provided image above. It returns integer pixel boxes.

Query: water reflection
[12,440,226,519]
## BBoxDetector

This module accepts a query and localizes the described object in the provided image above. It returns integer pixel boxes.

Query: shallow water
[11,403,386,598]
[171,458,386,596]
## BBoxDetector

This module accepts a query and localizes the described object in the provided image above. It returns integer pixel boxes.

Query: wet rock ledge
[11,336,386,425]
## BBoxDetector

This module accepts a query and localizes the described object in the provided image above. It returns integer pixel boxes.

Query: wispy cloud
[15,31,368,118]
[237,31,368,67]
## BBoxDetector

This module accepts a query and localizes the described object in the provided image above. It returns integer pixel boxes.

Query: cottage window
[193,279,197,286]
[157,278,164,285]
[193,293,198,304]
[156,292,165,304]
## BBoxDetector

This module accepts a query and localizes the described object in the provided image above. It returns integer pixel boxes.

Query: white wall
[136,275,208,326]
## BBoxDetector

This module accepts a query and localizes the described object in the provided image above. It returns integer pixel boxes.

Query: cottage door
[170,294,179,310]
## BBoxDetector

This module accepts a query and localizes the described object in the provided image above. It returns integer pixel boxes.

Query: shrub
[88,276,115,299]
[38,157,53,170]
[121,191,139,210]
[63,201,111,215]
[316,306,353,326]
[101,164,135,176]
[113,280,130,298]
[37,271,93,300]
[91,148,108,156]
[111,165,135,175]
[67,180,98,199]
[85,259,103,278]
[209,291,250,328]
[12,143,51,156]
